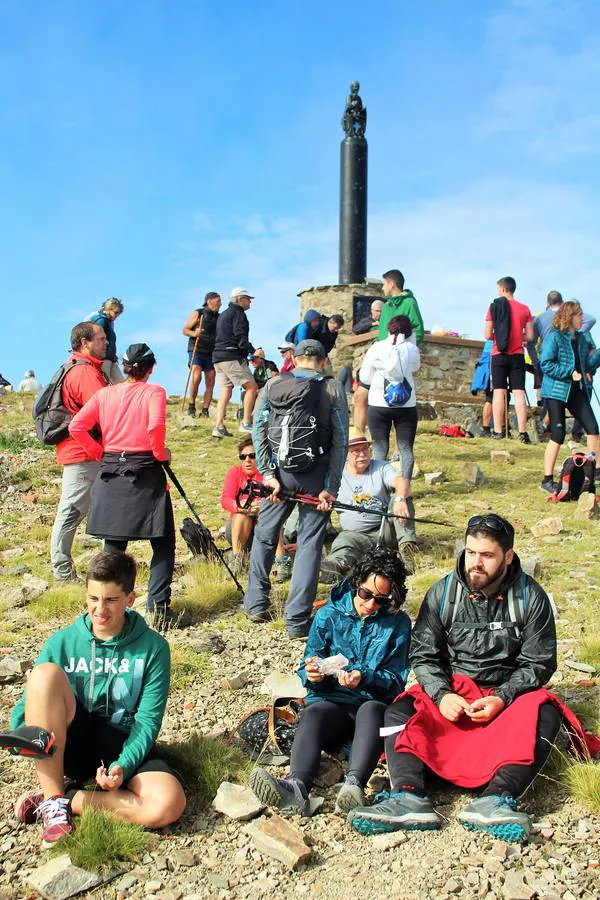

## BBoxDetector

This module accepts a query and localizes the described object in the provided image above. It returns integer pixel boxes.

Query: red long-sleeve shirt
[56,353,107,465]
[69,381,167,462]
[220,466,264,515]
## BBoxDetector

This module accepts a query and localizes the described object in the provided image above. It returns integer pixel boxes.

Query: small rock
[250,813,312,869]
[424,471,445,485]
[501,869,534,899]
[24,853,111,900]
[491,841,510,861]
[258,671,306,699]
[0,547,24,560]
[173,849,196,868]
[0,655,23,684]
[490,450,514,464]
[575,492,598,520]
[443,877,463,894]
[177,415,200,429]
[116,875,138,891]
[315,755,343,787]
[192,634,226,654]
[463,462,487,486]
[220,672,249,690]
[212,782,265,821]
[372,832,408,850]
[520,557,541,577]
[564,659,596,674]
[145,881,163,894]
[530,517,563,537]
[577,817,592,835]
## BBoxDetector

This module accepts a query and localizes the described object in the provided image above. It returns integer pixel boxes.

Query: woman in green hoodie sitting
[249,548,411,818]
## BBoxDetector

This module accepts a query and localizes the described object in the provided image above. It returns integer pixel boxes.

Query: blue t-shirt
[337,459,397,532]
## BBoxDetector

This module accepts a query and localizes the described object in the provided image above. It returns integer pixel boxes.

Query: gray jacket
[410,552,557,707]
[253,367,349,496]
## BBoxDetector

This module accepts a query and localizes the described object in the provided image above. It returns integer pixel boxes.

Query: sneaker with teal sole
[348,790,442,835]
[457,792,531,842]
[249,768,311,816]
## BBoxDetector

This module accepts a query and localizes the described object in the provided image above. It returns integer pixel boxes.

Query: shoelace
[37,796,70,824]
[495,793,517,810]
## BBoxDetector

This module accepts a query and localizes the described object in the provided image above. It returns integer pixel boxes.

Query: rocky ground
[0,396,599,899]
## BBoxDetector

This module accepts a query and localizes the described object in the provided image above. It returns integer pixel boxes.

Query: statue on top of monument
[342,80,367,138]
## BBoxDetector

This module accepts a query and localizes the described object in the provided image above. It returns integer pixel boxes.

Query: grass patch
[170,646,212,691]
[562,761,600,812]
[49,806,148,872]
[172,559,242,620]
[28,585,84,622]
[577,639,600,672]
[0,429,40,452]
[159,732,252,809]
[569,700,600,733]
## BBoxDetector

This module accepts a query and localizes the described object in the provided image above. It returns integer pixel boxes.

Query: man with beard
[348,514,565,842]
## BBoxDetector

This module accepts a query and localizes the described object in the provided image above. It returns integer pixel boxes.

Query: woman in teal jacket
[250,548,411,818]
[540,301,600,492]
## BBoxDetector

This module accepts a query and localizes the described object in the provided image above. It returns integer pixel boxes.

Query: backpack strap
[439,572,463,631]
[506,573,527,635]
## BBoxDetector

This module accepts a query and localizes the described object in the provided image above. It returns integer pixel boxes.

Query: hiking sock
[392,784,427,798]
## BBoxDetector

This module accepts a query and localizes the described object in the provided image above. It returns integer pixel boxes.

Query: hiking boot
[15,779,78,825]
[400,542,419,575]
[246,608,271,624]
[539,478,555,494]
[187,403,196,418]
[457,792,531,842]
[54,572,82,584]
[212,425,233,438]
[37,795,73,846]
[250,768,311,816]
[518,432,532,444]
[348,790,442,835]
[491,432,504,440]
[334,777,366,816]
[200,407,210,418]
[226,551,245,576]
[149,607,192,631]
[274,554,293,583]
[238,422,253,434]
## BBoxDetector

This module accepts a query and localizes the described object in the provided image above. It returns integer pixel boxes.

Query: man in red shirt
[484,277,534,443]
[50,323,108,581]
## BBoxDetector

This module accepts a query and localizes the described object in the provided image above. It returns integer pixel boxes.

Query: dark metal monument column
[339,81,368,285]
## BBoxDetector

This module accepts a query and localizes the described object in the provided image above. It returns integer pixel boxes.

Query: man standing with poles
[181,291,221,417]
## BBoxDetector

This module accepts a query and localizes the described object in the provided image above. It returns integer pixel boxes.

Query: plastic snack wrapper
[313,654,349,675]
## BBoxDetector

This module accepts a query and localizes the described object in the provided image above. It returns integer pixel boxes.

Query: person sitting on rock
[249,547,411,818]
[348,513,599,842]
[220,436,291,580]
[12,550,186,847]
[320,429,410,581]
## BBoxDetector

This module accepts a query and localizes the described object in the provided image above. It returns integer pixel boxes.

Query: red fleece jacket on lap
[393,674,600,788]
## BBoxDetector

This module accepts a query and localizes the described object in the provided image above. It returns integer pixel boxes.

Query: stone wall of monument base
[298,283,383,370]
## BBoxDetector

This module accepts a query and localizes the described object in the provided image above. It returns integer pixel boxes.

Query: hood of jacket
[303,308,321,325]
[74,607,150,646]
[456,549,523,597]
[386,289,416,306]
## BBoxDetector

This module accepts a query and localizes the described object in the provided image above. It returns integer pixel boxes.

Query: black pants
[289,700,387,792]
[105,494,176,611]
[367,405,418,478]
[546,386,598,444]
[383,696,562,799]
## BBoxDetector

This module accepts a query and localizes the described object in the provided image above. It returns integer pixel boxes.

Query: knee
[28,662,70,690]
[144,782,187,828]
[384,698,413,727]
[539,702,562,741]
[356,700,386,724]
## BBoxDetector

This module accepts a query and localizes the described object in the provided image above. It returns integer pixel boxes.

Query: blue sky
[2,0,600,393]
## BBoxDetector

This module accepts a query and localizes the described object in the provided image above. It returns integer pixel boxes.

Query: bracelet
[393,496,406,503]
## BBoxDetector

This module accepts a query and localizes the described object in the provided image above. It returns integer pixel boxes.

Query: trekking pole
[181,314,205,412]
[162,463,245,595]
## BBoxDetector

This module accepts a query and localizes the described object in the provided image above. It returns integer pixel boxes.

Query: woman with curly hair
[249,547,411,817]
[540,301,600,492]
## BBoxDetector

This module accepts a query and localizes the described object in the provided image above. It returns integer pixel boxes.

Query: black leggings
[546,386,598,445]
[367,405,418,478]
[289,700,387,792]
[105,495,176,611]
[383,696,562,799]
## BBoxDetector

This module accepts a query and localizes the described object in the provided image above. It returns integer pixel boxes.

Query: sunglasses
[239,452,256,460]
[357,585,392,605]
[467,514,513,536]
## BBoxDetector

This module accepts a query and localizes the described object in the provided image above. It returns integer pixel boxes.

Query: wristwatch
[393,496,406,503]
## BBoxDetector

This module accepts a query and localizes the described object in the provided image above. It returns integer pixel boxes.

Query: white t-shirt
[337,459,397,532]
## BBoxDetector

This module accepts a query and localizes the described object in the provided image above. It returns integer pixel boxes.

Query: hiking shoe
[187,404,196,418]
[400,542,419,575]
[274,555,293,583]
[334,779,366,816]
[250,768,311,816]
[246,608,271,623]
[539,479,555,494]
[212,425,232,438]
[518,432,532,444]
[15,779,78,825]
[200,407,210,418]
[491,432,504,440]
[37,795,73,846]
[238,422,253,434]
[53,572,82,584]
[480,428,492,438]
[348,790,442,835]
[226,551,245,576]
[457,792,531,842]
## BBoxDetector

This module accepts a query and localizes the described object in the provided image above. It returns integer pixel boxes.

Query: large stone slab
[249,813,312,869]
[0,655,24,683]
[258,671,306,700]
[462,462,486,485]
[530,517,563,537]
[212,782,265,821]
[24,854,119,900]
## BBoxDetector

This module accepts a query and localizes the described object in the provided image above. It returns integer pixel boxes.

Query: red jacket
[221,466,264,515]
[56,353,106,465]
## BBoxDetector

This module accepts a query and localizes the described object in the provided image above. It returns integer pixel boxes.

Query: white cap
[230,287,254,301]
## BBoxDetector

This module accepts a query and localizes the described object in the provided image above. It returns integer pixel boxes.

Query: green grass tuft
[171,559,242,621]
[0,429,41,452]
[28,585,85,622]
[49,806,148,872]
[577,639,600,672]
[562,760,600,812]
[170,645,212,691]
[159,731,251,809]
[569,699,600,733]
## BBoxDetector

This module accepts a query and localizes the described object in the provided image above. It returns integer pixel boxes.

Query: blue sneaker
[249,768,311,816]
[457,792,531,842]
[348,790,442,835]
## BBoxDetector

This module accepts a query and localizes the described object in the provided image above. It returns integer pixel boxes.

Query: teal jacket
[540,329,600,402]
[298,580,411,708]
[11,610,170,780]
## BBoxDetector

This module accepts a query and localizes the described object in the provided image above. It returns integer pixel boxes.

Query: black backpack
[265,373,330,472]
[550,452,595,502]
[284,323,300,344]
[33,359,98,445]
[490,297,511,353]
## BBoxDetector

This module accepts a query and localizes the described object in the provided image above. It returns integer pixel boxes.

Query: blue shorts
[188,351,214,372]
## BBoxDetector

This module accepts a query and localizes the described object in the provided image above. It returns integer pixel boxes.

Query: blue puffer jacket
[541,329,600,402]
[298,580,411,708]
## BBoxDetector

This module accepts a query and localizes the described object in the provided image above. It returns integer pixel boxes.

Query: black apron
[86,452,170,540]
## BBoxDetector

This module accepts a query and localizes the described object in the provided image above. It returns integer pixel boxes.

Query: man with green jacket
[378,269,425,344]
[12,551,185,846]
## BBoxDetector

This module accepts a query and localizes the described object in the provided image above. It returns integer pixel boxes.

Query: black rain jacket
[213,302,254,363]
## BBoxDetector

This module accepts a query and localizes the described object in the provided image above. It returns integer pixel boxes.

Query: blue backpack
[471,340,493,395]
[284,323,300,344]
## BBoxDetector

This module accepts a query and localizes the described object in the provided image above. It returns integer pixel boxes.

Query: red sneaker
[14,788,43,824]
[38,795,73,846]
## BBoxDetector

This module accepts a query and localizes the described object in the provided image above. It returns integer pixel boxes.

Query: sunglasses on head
[467,514,513,537]
[239,452,256,460]
[357,585,392,605]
